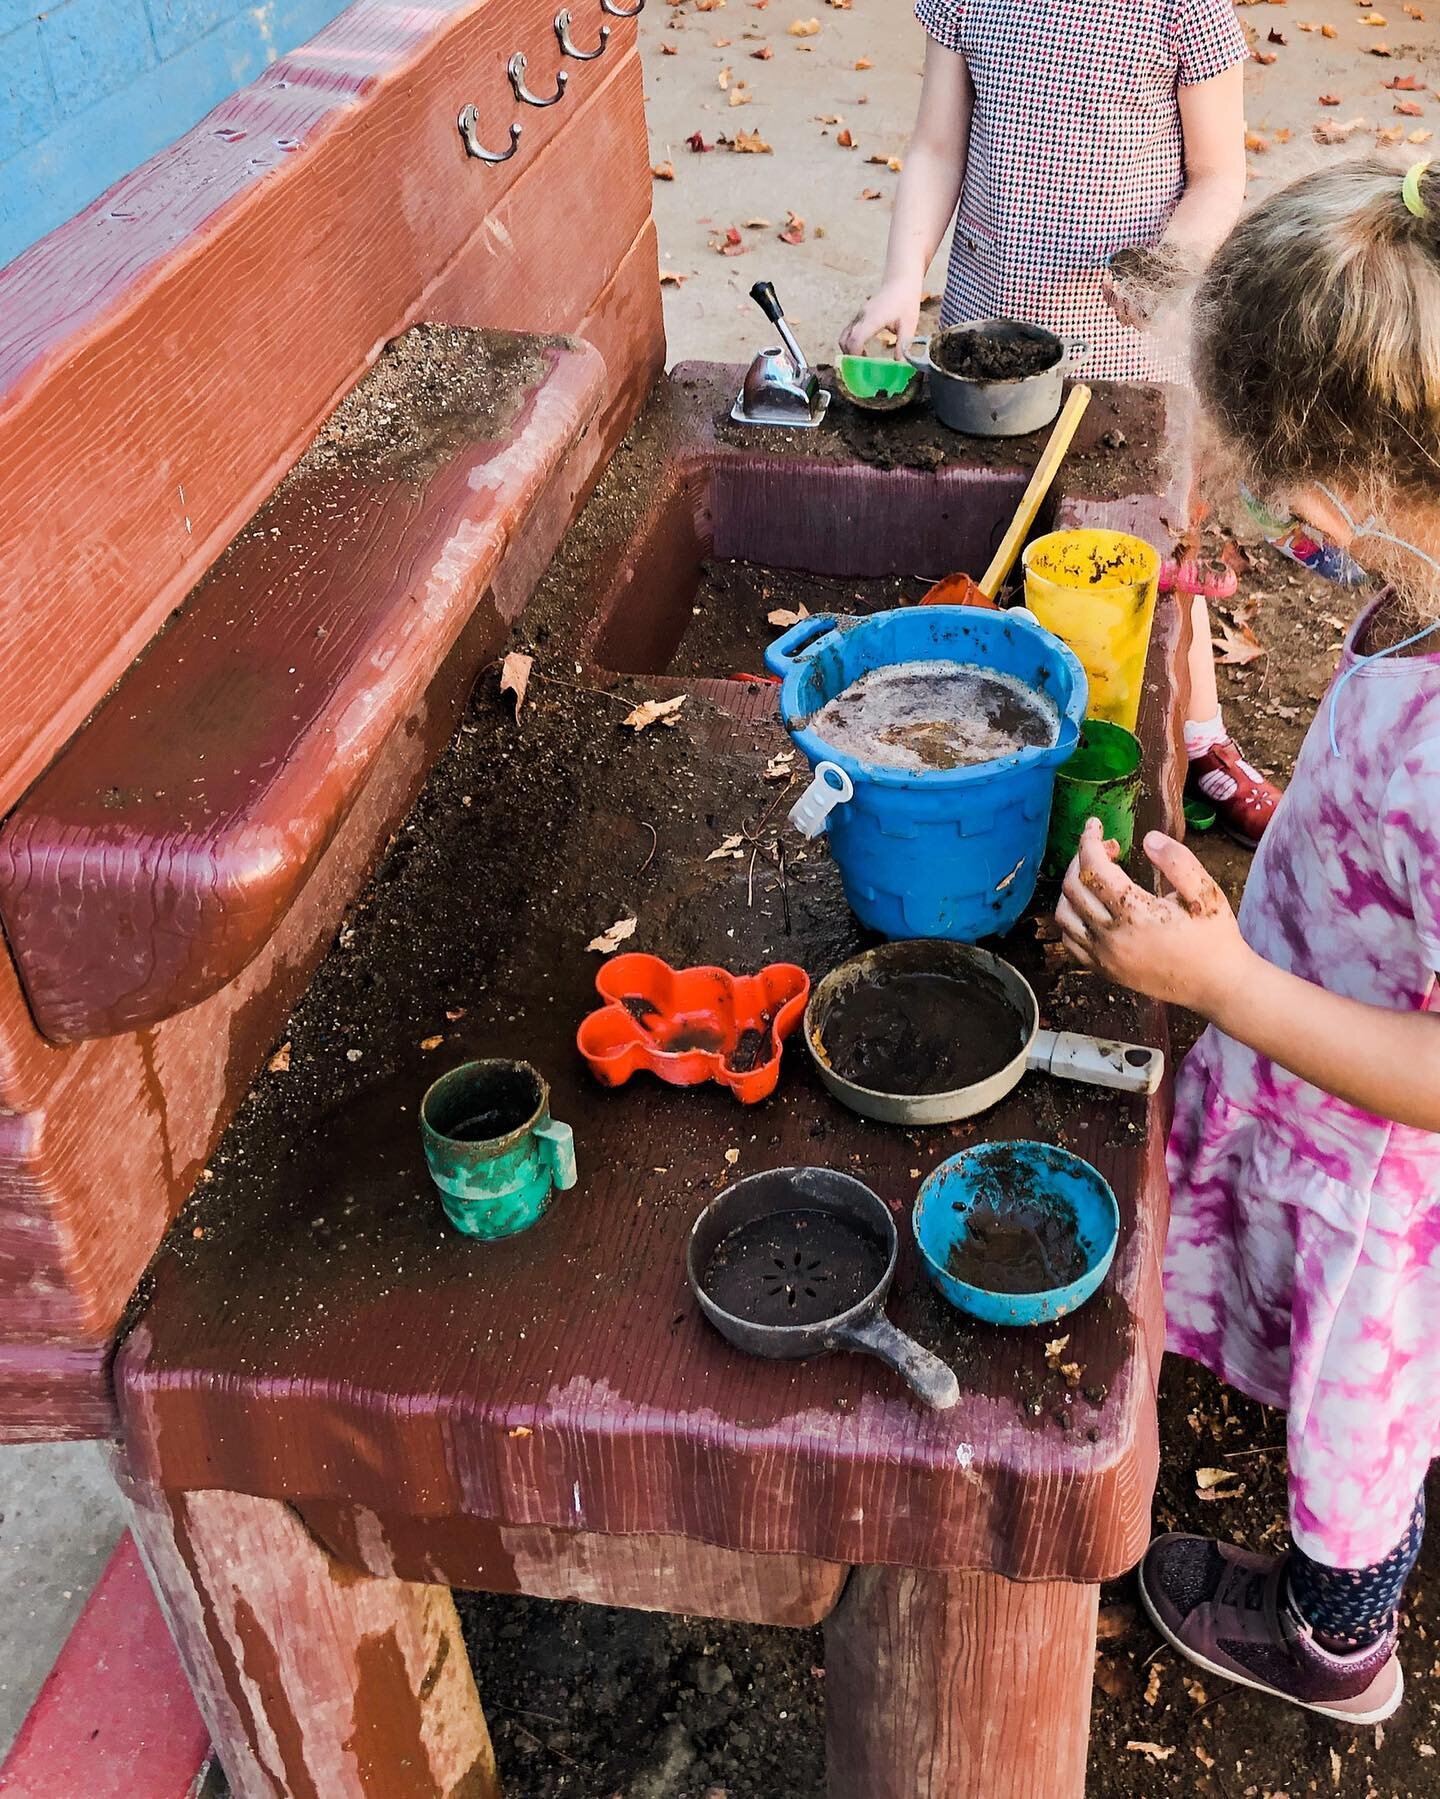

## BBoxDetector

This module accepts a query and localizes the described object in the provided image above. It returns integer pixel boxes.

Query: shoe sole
[1137,1560,1405,1725]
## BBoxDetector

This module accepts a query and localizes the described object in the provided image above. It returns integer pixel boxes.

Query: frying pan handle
[835,1313,960,1411]
[1030,1029,1164,1095]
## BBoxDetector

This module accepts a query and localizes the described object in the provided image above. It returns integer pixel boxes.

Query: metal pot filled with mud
[905,317,1086,437]
[805,938,1164,1126]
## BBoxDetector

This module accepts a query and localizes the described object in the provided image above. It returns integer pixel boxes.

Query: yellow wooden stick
[978,384,1093,600]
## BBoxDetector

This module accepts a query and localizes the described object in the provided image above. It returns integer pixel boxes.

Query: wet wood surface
[117,431,1187,1575]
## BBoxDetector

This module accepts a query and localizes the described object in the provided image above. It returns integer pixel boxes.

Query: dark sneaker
[1186,737,1282,849]
[1139,1534,1404,1725]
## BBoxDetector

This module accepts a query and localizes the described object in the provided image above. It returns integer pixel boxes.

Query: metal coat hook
[508,52,568,106]
[600,0,643,16]
[458,105,522,163]
[555,8,610,57]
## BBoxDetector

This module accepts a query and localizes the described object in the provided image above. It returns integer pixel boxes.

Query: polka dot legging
[1286,1489,1427,1650]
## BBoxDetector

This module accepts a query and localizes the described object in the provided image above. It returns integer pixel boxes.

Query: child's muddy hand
[1056,821,1248,1014]
[841,281,921,357]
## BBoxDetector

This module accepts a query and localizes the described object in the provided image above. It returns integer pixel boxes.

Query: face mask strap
[1316,484,1440,753]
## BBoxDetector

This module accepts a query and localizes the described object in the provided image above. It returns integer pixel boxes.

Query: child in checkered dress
[843,0,1281,846]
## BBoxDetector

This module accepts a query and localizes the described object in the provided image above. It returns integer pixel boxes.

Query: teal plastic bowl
[912,1141,1119,1327]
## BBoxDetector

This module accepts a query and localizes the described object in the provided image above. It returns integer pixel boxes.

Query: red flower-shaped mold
[576,954,810,1104]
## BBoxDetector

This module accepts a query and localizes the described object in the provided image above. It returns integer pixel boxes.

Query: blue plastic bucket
[912,1141,1119,1327]
[764,608,1087,940]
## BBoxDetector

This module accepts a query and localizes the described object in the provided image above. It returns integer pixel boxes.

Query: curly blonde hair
[1194,157,1440,507]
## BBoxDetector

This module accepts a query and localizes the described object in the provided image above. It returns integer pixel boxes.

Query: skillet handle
[1030,1029,1164,1094]
[836,1313,960,1411]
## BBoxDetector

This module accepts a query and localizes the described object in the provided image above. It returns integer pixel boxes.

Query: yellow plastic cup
[1022,529,1160,732]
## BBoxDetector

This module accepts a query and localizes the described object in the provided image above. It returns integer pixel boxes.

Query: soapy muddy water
[701,1209,887,1326]
[808,661,1058,773]
[819,967,1027,1096]
[945,1196,1087,1294]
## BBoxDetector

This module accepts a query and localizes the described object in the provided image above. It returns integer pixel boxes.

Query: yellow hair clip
[1402,159,1431,219]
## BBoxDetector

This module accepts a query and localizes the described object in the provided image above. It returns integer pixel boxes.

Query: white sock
[1184,710,1227,760]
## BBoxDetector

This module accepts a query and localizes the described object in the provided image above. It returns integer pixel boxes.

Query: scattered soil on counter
[931,326,1061,383]
[818,965,1025,1096]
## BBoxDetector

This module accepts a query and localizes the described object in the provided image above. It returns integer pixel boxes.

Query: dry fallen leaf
[745,215,773,227]
[787,14,820,30]
[652,159,676,180]
[710,224,749,254]
[659,269,689,285]
[1196,1465,1247,1499]
[728,83,752,104]
[1097,1601,1137,1640]
[1144,1663,1163,1707]
[1195,1745,1216,1770]
[764,751,796,780]
[661,39,678,51]
[731,126,773,151]
[1387,70,1424,84]
[707,833,747,860]
[1359,9,1387,19]
[751,41,773,54]
[267,1042,292,1073]
[1094,1654,1132,1699]
[714,32,732,42]
[1268,23,1287,37]
[1404,3,1424,15]
[1314,114,1370,142]
[623,693,688,731]
[1245,129,1271,151]
[861,186,883,199]
[499,650,533,717]
[419,1034,444,1051]
[717,63,732,87]
[1044,1333,1071,1368]
[587,915,638,954]
[1318,90,1342,102]
[687,130,714,151]
[1254,47,1278,60]
[1409,126,1434,141]
[1396,97,1425,112]
[1217,624,1267,666]
[1126,1743,1175,1764]
[855,53,873,66]
[768,603,810,625]
[837,126,856,147]
[1183,1676,1208,1704]
[867,152,903,169]
[1377,123,1405,141]
[508,1425,533,1438]
[445,1007,467,1021]
[1368,39,1395,51]
[724,1147,741,1165]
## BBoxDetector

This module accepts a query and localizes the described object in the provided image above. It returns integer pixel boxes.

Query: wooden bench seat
[0,326,604,1045]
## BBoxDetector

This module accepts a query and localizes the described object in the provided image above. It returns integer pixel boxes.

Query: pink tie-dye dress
[1166,600,1440,1570]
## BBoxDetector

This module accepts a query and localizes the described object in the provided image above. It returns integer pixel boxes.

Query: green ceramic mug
[420,1059,576,1240]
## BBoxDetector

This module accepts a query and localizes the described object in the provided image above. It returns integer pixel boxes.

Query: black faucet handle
[749,280,784,325]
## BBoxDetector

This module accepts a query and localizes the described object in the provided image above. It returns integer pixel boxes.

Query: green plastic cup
[420,1059,576,1240]
[1043,719,1143,877]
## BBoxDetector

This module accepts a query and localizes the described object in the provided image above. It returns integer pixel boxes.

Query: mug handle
[535,1117,577,1190]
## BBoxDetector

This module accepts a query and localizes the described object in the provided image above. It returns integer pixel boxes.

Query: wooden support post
[823,1566,1097,1799]
[120,1469,498,1799]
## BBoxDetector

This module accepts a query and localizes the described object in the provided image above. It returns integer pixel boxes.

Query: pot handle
[1060,337,1090,372]
[1030,1030,1164,1094]
[904,335,934,372]
[763,612,840,679]
[834,1312,961,1411]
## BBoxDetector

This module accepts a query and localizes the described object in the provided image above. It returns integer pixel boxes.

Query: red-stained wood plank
[121,1472,496,1799]
[0,1533,210,1799]
[0,8,646,819]
[115,382,1187,1576]
[0,331,604,1044]
[300,1503,849,1625]
[824,1567,1098,1798]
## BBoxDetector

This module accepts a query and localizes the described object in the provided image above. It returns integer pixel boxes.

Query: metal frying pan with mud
[687,1167,960,1411]
[806,938,1164,1126]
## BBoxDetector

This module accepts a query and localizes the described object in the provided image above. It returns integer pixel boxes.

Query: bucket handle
[1059,337,1089,372]
[904,335,933,373]
[763,613,841,679]
[789,761,853,839]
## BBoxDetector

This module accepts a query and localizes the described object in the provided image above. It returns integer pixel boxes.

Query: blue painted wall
[0,0,351,270]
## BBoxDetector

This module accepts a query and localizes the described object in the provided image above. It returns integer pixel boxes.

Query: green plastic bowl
[838,354,919,402]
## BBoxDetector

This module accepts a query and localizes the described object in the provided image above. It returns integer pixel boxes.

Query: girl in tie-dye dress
[1057,157,1440,1724]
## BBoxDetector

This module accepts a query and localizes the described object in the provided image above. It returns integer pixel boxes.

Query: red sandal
[1160,558,1239,602]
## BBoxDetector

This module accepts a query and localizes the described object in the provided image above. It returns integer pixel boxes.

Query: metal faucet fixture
[731,281,830,429]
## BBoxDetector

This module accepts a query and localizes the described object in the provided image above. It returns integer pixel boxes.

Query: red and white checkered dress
[915,0,1248,381]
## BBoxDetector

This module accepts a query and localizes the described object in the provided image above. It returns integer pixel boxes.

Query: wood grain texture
[301,1503,848,1625]
[0,334,604,1044]
[0,0,645,817]
[824,1567,1098,1799]
[116,379,1184,1577]
[120,1469,497,1799]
